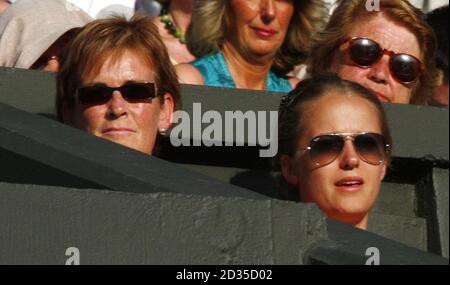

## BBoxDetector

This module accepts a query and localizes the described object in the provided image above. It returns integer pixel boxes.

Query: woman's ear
[158,93,175,131]
[280,154,300,185]
[379,162,387,181]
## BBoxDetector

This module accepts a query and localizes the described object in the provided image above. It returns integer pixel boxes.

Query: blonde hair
[308,0,442,105]
[56,15,180,121]
[188,0,328,76]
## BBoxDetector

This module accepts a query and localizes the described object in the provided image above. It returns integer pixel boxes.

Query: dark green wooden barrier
[0,67,448,263]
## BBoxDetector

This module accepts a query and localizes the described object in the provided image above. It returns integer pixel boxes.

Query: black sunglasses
[77,82,158,105]
[345,37,425,84]
[299,132,390,168]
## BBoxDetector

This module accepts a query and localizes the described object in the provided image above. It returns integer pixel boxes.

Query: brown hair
[188,0,328,76]
[278,74,392,160]
[308,0,442,104]
[56,15,181,121]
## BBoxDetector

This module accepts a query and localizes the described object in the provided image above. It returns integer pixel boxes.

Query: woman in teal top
[175,0,327,92]
[191,51,292,92]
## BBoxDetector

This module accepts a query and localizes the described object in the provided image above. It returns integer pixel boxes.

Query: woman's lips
[374,92,390,103]
[335,177,364,192]
[369,90,390,103]
[252,27,277,38]
[103,128,135,135]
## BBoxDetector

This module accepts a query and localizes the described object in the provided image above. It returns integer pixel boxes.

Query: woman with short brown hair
[57,15,180,155]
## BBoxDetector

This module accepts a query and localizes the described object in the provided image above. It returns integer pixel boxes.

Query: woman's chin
[325,206,369,224]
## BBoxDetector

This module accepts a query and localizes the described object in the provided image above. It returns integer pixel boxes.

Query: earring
[159,128,168,136]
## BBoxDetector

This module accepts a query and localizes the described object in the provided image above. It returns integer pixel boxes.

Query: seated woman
[56,15,180,155]
[176,0,326,92]
[308,0,442,105]
[0,0,91,72]
[278,74,392,230]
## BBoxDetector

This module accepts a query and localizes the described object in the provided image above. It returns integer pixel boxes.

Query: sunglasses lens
[349,38,381,67]
[310,135,343,166]
[77,83,157,105]
[354,133,385,165]
[306,133,387,167]
[121,83,157,101]
[77,86,111,105]
[390,54,421,83]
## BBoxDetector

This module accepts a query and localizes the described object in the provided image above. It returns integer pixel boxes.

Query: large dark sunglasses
[77,82,157,105]
[345,37,425,84]
[299,132,391,168]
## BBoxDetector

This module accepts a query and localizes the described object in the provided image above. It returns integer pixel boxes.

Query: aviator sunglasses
[298,132,391,168]
[77,82,158,105]
[345,37,425,84]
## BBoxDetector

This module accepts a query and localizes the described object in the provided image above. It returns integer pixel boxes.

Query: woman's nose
[260,0,276,23]
[367,55,391,85]
[106,91,128,118]
[339,139,360,169]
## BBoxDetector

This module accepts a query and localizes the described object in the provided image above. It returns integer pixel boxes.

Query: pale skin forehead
[81,49,155,85]
[349,13,422,60]
[300,93,383,139]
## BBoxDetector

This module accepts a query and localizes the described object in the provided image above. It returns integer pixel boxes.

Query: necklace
[160,5,186,44]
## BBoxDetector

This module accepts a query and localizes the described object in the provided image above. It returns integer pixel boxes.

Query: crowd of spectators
[0,0,448,229]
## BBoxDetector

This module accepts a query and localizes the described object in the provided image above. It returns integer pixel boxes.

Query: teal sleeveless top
[191,51,292,92]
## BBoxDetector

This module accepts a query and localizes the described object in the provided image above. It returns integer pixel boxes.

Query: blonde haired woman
[176,0,327,92]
